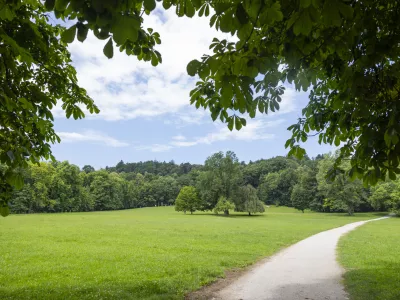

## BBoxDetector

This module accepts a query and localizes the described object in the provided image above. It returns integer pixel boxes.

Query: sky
[51,6,333,169]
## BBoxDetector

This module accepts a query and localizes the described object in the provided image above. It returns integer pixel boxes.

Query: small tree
[213,196,235,215]
[175,186,201,214]
[291,184,311,213]
[235,185,265,215]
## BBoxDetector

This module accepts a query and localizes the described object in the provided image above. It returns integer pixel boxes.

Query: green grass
[338,217,400,300]
[0,207,385,299]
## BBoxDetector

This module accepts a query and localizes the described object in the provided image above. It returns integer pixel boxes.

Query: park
[0,206,398,299]
[1,0,400,299]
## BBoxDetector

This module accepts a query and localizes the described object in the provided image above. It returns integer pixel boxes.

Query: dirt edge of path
[185,254,277,300]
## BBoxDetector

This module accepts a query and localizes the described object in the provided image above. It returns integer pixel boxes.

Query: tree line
[3,151,400,215]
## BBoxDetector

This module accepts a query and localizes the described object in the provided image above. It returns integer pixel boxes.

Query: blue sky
[51,8,333,169]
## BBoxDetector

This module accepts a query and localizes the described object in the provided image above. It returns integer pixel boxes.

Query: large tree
[2,0,400,215]
[196,151,242,210]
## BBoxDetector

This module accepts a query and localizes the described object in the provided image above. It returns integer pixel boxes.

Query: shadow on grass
[342,262,400,300]
[183,213,265,218]
[0,281,178,300]
[330,212,388,218]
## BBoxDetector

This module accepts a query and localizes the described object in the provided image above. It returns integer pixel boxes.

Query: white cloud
[137,118,284,152]
[57,130,129,147]
[134,144,173,152]
[172,135,186,141]
[64,7,228,123]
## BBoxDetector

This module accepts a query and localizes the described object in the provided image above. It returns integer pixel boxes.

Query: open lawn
[0,207,385,299]
[338,217,400,300]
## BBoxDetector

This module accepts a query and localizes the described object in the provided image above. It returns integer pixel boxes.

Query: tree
[213,196,235,216]
[187,0,400,186]
[291,184,311,213]
[197,151,242,210]
[235,185,265,215]
[175,186,202,214]
[291,166,318,212]
[258,169,298,206]
[317,155,367,215]
[258,172,280,205]
[82,165,95,174]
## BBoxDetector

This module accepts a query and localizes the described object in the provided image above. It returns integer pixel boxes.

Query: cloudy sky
[52,6,333,169]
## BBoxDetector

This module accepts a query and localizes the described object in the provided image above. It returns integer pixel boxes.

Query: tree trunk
[190,210,193,214]
[184,210,186,214]
[348,205,354,216]
[248,212,251,216]
[302,210,304,213]
[224,209,229,215]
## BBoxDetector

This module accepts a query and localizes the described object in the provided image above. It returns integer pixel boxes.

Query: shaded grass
[0,206,384,299]
[338,217,400,300]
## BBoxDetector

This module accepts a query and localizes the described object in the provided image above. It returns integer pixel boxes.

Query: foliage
[0,1,99,214]
[186,0,400,185]
[258,168,298,206]
[317,155,368,215]
[338,218,400,300]
[213,196,235,215]
[291,165,318,212]
[291,184,311,213]
[174,186,202,214]
[234,184,265,215]
[197,151,242,210]
[7,160,181,214]
[369,180,400,215]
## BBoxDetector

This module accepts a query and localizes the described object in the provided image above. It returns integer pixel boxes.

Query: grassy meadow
[338,217,400,300]
[0,207,385,299]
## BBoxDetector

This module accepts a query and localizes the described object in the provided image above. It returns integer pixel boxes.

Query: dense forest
[3,151,400,215]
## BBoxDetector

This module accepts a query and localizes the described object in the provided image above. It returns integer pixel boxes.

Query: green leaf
[44,0,56,11]
[55,0,69,11]
[236,4,248,24]
[235,116,242,130]
[112,15,140,44]
[185,0,195,18]
[293,11,312,36]
[219,13,232,33]
[103,38,113,59]
[338,2,353,19]
[227,117,234,131]
[187,60,201,76]
[322,1,342,27]
[143,0,156,11]
[0,205,10,217]
[199,64,210,80]
[300,0,312,8]
[77,23,89,42]
[61,25,77,43]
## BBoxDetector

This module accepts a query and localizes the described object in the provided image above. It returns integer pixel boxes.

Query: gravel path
[216,217,388,300]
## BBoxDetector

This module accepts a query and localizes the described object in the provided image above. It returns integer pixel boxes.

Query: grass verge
[338,217,400,300]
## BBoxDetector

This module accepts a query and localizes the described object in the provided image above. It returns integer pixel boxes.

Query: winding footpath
[216,217,389,300]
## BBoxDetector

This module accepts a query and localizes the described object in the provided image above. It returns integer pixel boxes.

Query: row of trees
[6,161,180,214]
[5,151,400,215]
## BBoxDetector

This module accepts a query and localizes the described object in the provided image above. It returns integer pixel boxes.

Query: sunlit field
[0,206,385,299]
[338,217,400,300]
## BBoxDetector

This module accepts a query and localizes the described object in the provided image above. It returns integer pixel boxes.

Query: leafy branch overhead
[1,0,400,215]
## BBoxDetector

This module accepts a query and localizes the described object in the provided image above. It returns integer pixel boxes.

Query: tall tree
[197,151,242,210]
[175,186,202,214]
[317,155,367,215]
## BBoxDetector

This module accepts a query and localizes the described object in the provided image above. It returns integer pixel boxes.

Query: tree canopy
[1,0,400,214]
